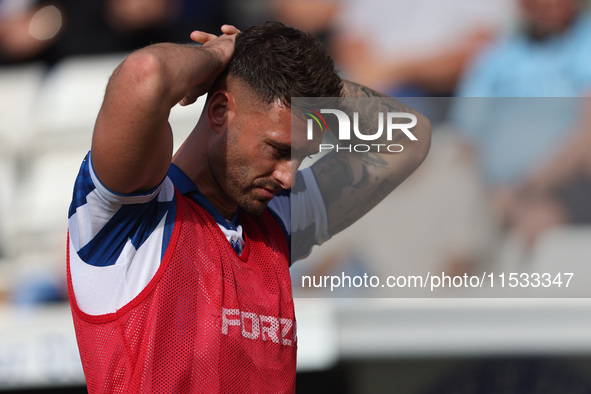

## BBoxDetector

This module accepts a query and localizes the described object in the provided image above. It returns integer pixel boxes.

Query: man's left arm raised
[309,80,432,236]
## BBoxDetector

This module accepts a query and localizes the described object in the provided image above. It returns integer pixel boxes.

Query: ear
[206,90,236,133]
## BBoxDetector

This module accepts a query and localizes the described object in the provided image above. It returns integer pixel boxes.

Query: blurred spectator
[0,0,62,63]
[0,0,227,65]
[458,0,591,97]
[271,0,340,44]
[226,0,274,29]
[328,0,516,97]
[454,0,591,248]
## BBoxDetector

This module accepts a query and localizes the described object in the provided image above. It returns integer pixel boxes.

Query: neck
[172,121,238,220]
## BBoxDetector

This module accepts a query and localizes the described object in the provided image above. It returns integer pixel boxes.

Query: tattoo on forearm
[314,150,390,202]
[342,80,412,109]
[341,80,387,99]
[359,152,388,167]
[313,147,408,233]
[308,79,429,235]
[338,80,415,144]
[312,155,354,204]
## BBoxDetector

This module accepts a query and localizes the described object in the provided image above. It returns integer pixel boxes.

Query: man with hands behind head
[67,22,430,393]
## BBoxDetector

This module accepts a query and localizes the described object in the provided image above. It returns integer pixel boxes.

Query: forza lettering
[221,307,297,346]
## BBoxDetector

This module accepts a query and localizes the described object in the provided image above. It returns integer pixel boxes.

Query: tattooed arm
[310,80,431,236]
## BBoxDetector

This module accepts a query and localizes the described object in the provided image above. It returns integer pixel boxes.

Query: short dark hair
[225,21,343,106]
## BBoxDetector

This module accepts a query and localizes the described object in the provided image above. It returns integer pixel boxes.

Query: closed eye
[266,139,292,160]
[269,143,290,160]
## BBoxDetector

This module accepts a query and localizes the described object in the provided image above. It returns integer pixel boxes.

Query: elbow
[111,48,169,103]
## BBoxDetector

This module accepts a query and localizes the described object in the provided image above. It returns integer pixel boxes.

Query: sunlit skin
[174,77,324,219]
[210,102,305,216]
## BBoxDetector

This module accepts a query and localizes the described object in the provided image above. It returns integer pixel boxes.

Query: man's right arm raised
[90,28,237,194]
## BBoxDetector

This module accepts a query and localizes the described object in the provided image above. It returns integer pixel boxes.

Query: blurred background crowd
[2,0,591,392]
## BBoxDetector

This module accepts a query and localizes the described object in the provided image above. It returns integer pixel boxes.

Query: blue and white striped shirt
[68,153,330,315]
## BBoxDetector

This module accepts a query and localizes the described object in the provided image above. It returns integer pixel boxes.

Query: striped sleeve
[68,153,176,315]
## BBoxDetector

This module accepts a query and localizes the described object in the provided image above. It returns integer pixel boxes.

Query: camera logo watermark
[304,108,418,153]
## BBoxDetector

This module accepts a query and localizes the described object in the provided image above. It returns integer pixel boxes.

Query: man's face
[521,0,578,35]
[209,100,322,216]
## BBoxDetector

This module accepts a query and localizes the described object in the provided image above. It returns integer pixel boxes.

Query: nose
[272,159,294,190]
